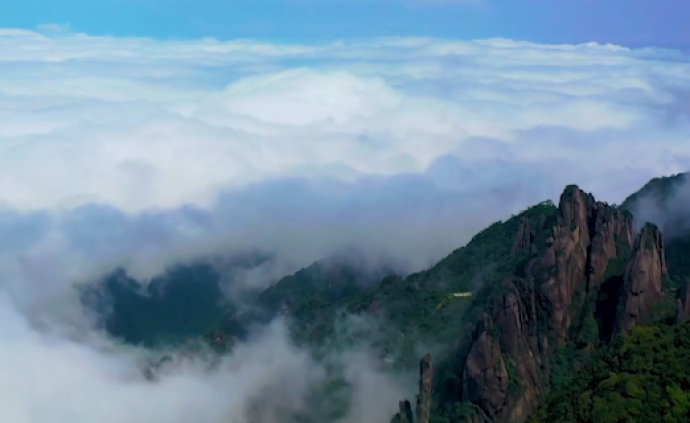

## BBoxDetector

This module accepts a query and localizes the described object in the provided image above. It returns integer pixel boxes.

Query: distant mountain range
[82,172,690,423]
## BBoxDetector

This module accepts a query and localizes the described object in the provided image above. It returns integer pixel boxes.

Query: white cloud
[205,69,403,125]
[2,32,687,214]
[0,28,690,423]
[0,300,367,423]
[0,28,688,304]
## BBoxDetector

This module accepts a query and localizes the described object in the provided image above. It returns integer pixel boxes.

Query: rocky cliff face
[511,217,536,257]
[462,315,511,419]
[676,281,690,323]
[462,277,545,422]
[459,185,645,423]
[384,185,672,423]
[613,223,667,335]
[532,186,634,343]
[417,354,433,423]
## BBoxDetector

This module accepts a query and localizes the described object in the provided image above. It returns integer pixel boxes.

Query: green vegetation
[529,322,690,423]
[83,264,230,347]
[604,236,632,280]
[235,200,561,368]
[665,235,690,292]
[620,172,689,295]
[529,173,690,423]
[620,173,687,211]
[431,403,482,423]
[85,173,690,423]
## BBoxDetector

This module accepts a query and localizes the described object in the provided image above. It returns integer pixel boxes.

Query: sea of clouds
[1,26,689,423]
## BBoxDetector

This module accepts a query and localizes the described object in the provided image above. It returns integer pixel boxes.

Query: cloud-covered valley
[1,27,690,423]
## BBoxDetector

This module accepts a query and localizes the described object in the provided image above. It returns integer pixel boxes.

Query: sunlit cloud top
[0,28,686,287]
[2,29,689,214]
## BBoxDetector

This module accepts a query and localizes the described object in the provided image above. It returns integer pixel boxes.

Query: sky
[1,2,690,423]
[0,0,689,47]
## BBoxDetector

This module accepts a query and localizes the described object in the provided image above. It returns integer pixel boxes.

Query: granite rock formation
[612,223,667,335]
[459,185,651,423]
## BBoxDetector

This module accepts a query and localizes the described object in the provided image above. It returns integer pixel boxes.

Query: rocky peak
[613,223,667,335]
[557,185,596,233]
[588,202,635,286]
[537,185,633,342]
[459,185,638,423]
[417,354,433,423]
[538,186,597,341]
[391,355,433,423]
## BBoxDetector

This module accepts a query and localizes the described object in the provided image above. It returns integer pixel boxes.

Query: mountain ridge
[82,172,690,423]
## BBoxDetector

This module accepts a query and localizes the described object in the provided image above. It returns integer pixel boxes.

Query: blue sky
[0,0,687,47]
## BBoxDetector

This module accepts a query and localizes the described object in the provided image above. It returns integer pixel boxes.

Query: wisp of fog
[0,27,689,423]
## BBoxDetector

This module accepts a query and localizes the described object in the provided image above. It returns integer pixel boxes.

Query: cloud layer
[2,30,689,275]
[1,302,406,423]
[1,28,690,423]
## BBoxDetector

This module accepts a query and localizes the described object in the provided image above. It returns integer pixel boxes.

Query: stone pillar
[416,354,432,423]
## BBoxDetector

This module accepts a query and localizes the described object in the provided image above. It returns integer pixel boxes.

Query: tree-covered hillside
[528,322,690,423]
[84,263,229,347]
[81,172,690,423]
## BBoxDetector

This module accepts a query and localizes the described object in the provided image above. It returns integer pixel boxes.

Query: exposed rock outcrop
[675,281,690,323]
[511,217,535,257]
[460,185,638,423]
[613,223,666,335]
[462,277,544,422]
[391,355,433,423]
[534,186,634,343]
[588,199,635,286]
[385,185,670,423]
[463,318,510,418]
[417,354,433,423]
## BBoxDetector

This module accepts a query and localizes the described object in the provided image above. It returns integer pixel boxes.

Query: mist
[622,174,690,239]
[1,27,690,423]
[0,299,409,423]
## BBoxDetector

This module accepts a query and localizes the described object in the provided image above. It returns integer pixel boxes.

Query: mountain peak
[456,184,652,422]
[613,222,667,335]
